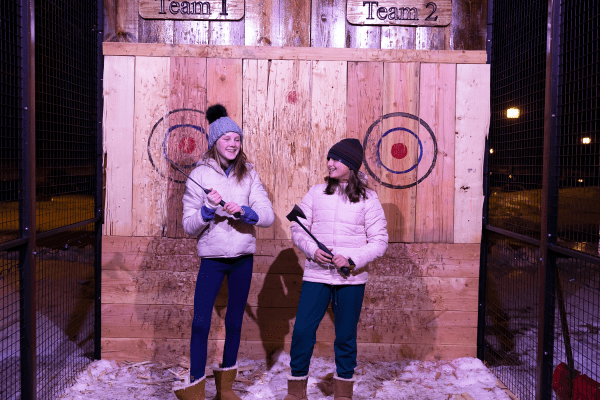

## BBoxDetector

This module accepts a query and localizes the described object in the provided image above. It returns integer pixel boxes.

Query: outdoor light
[582,137,591,144]
[507,108,520,118]
[578,179,584,183]
[509,175,512,179]
[490,148,494,154]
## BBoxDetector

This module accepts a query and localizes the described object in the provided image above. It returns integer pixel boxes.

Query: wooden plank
[347,0,452,27]
[103,0,117,42]
[346,23,381,49]
[347,61,383,143]
[102,56,135,236]
[311,0,347,48]
[173,21,210,44]
[102,270,477,311]
[280,0,311,47]
[102,236,480,259]
[381,26,416,49]
[102,246,478,277]
[242,59,275,239]
[415,63,456,243]
[166,57,208,238]
[454,64,490,243]
[139,20,174,44]
[346,61,383,223]
[209,20,245,46]
[102,338,476,362]
[206,58,243,125]
[101,237,480,274]
[381,242,479,260]
[381,62,420,242]
[103,43,488,64]
[104,0,139,42]
[309,60,348,186]
[451,0,488,50]
[132,57,171,237]
[270,60,313,239]
[244,0,277,46]
[102,304,477,345]
[366,276,477,311]
[244,0,310,47]
[416,26,450,50]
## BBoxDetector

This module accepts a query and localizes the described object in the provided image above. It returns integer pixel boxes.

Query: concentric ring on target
[363,112,437,189]
[147,108,207,184]
[377,127,424,175]
[162,124,204,169]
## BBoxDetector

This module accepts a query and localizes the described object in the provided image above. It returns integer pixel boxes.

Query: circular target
[147,108,208,184]
[363,112,437,189]
[377,127,423,175]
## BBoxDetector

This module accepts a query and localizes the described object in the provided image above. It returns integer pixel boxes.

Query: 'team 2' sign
[347,0,451,26]
[139,0,244,20]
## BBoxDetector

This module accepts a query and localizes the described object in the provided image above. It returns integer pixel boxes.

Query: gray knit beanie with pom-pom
[206,104,243,149]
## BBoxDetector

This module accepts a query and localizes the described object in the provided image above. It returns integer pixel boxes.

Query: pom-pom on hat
[206,104,243,149]
[327,138,364,171]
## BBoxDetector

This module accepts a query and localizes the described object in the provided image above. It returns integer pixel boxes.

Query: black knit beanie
[327,138,364,171]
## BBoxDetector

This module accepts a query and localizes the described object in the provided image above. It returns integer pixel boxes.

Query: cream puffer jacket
[182,158,274,258]
[291,182,388,285]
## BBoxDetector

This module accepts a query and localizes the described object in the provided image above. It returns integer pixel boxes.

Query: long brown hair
[324,169,368,203]
[203,144,249,184]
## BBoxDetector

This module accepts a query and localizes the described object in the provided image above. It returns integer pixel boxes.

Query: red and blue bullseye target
[377,127,423,175]
[363,112,437,189]
[147,108,208,183]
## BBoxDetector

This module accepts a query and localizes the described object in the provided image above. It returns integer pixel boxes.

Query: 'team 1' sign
[347,0,451,26]
[139,0,244,20]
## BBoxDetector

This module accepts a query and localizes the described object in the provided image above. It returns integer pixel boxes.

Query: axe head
[286,204,306,223]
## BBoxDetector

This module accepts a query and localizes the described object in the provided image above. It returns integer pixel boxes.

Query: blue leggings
[190,255,253,382]
[290,282,365,379]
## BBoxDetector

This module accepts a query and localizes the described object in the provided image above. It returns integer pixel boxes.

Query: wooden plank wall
[102,237,480,363]
[104,0,487,51]
[101,46,490,363]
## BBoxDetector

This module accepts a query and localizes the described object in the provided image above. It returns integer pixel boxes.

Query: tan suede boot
[333,375,354,399]
[283,376,308,400]
[173,375,205,400]
[213,365,242,400]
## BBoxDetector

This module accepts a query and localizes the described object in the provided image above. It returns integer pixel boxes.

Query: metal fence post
[94,0,104,361]
[19,0,36,398]
[537,0,561,397]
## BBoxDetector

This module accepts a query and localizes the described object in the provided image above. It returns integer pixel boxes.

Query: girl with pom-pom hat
[174,104,275,400]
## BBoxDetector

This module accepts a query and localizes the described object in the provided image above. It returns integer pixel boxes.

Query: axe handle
[295,220,351,276]
[173,164,240,218]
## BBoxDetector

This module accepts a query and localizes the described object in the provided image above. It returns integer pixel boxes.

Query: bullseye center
[391,143,408,159]
[179,136,196,154]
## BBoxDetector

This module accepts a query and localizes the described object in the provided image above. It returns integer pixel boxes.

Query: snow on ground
[57,350,515,400]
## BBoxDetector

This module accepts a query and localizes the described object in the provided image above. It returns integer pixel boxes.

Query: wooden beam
[101,338,476,362]
[103,56,135,236]
[103,43,487,64]
[132,57,171,237]
[415,63,456,243]
[102,269,478,311]
[102,304,477,345]
[454,64,490,243]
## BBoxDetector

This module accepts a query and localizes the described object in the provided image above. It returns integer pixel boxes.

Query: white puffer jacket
[291,182,388,285]
[182,158,274,258]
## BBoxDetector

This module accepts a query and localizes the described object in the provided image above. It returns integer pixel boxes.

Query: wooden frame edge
[103,43,487,64]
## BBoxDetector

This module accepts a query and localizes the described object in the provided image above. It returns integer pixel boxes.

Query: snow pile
[58,350,514,400]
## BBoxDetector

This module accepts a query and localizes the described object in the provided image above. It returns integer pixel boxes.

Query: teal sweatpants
[290,281,365,379]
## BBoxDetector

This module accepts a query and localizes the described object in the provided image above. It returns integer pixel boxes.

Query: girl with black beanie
[285,138,389,400]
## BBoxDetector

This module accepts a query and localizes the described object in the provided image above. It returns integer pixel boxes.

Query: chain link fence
[0,0,102,399]
[484,0,599,399]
